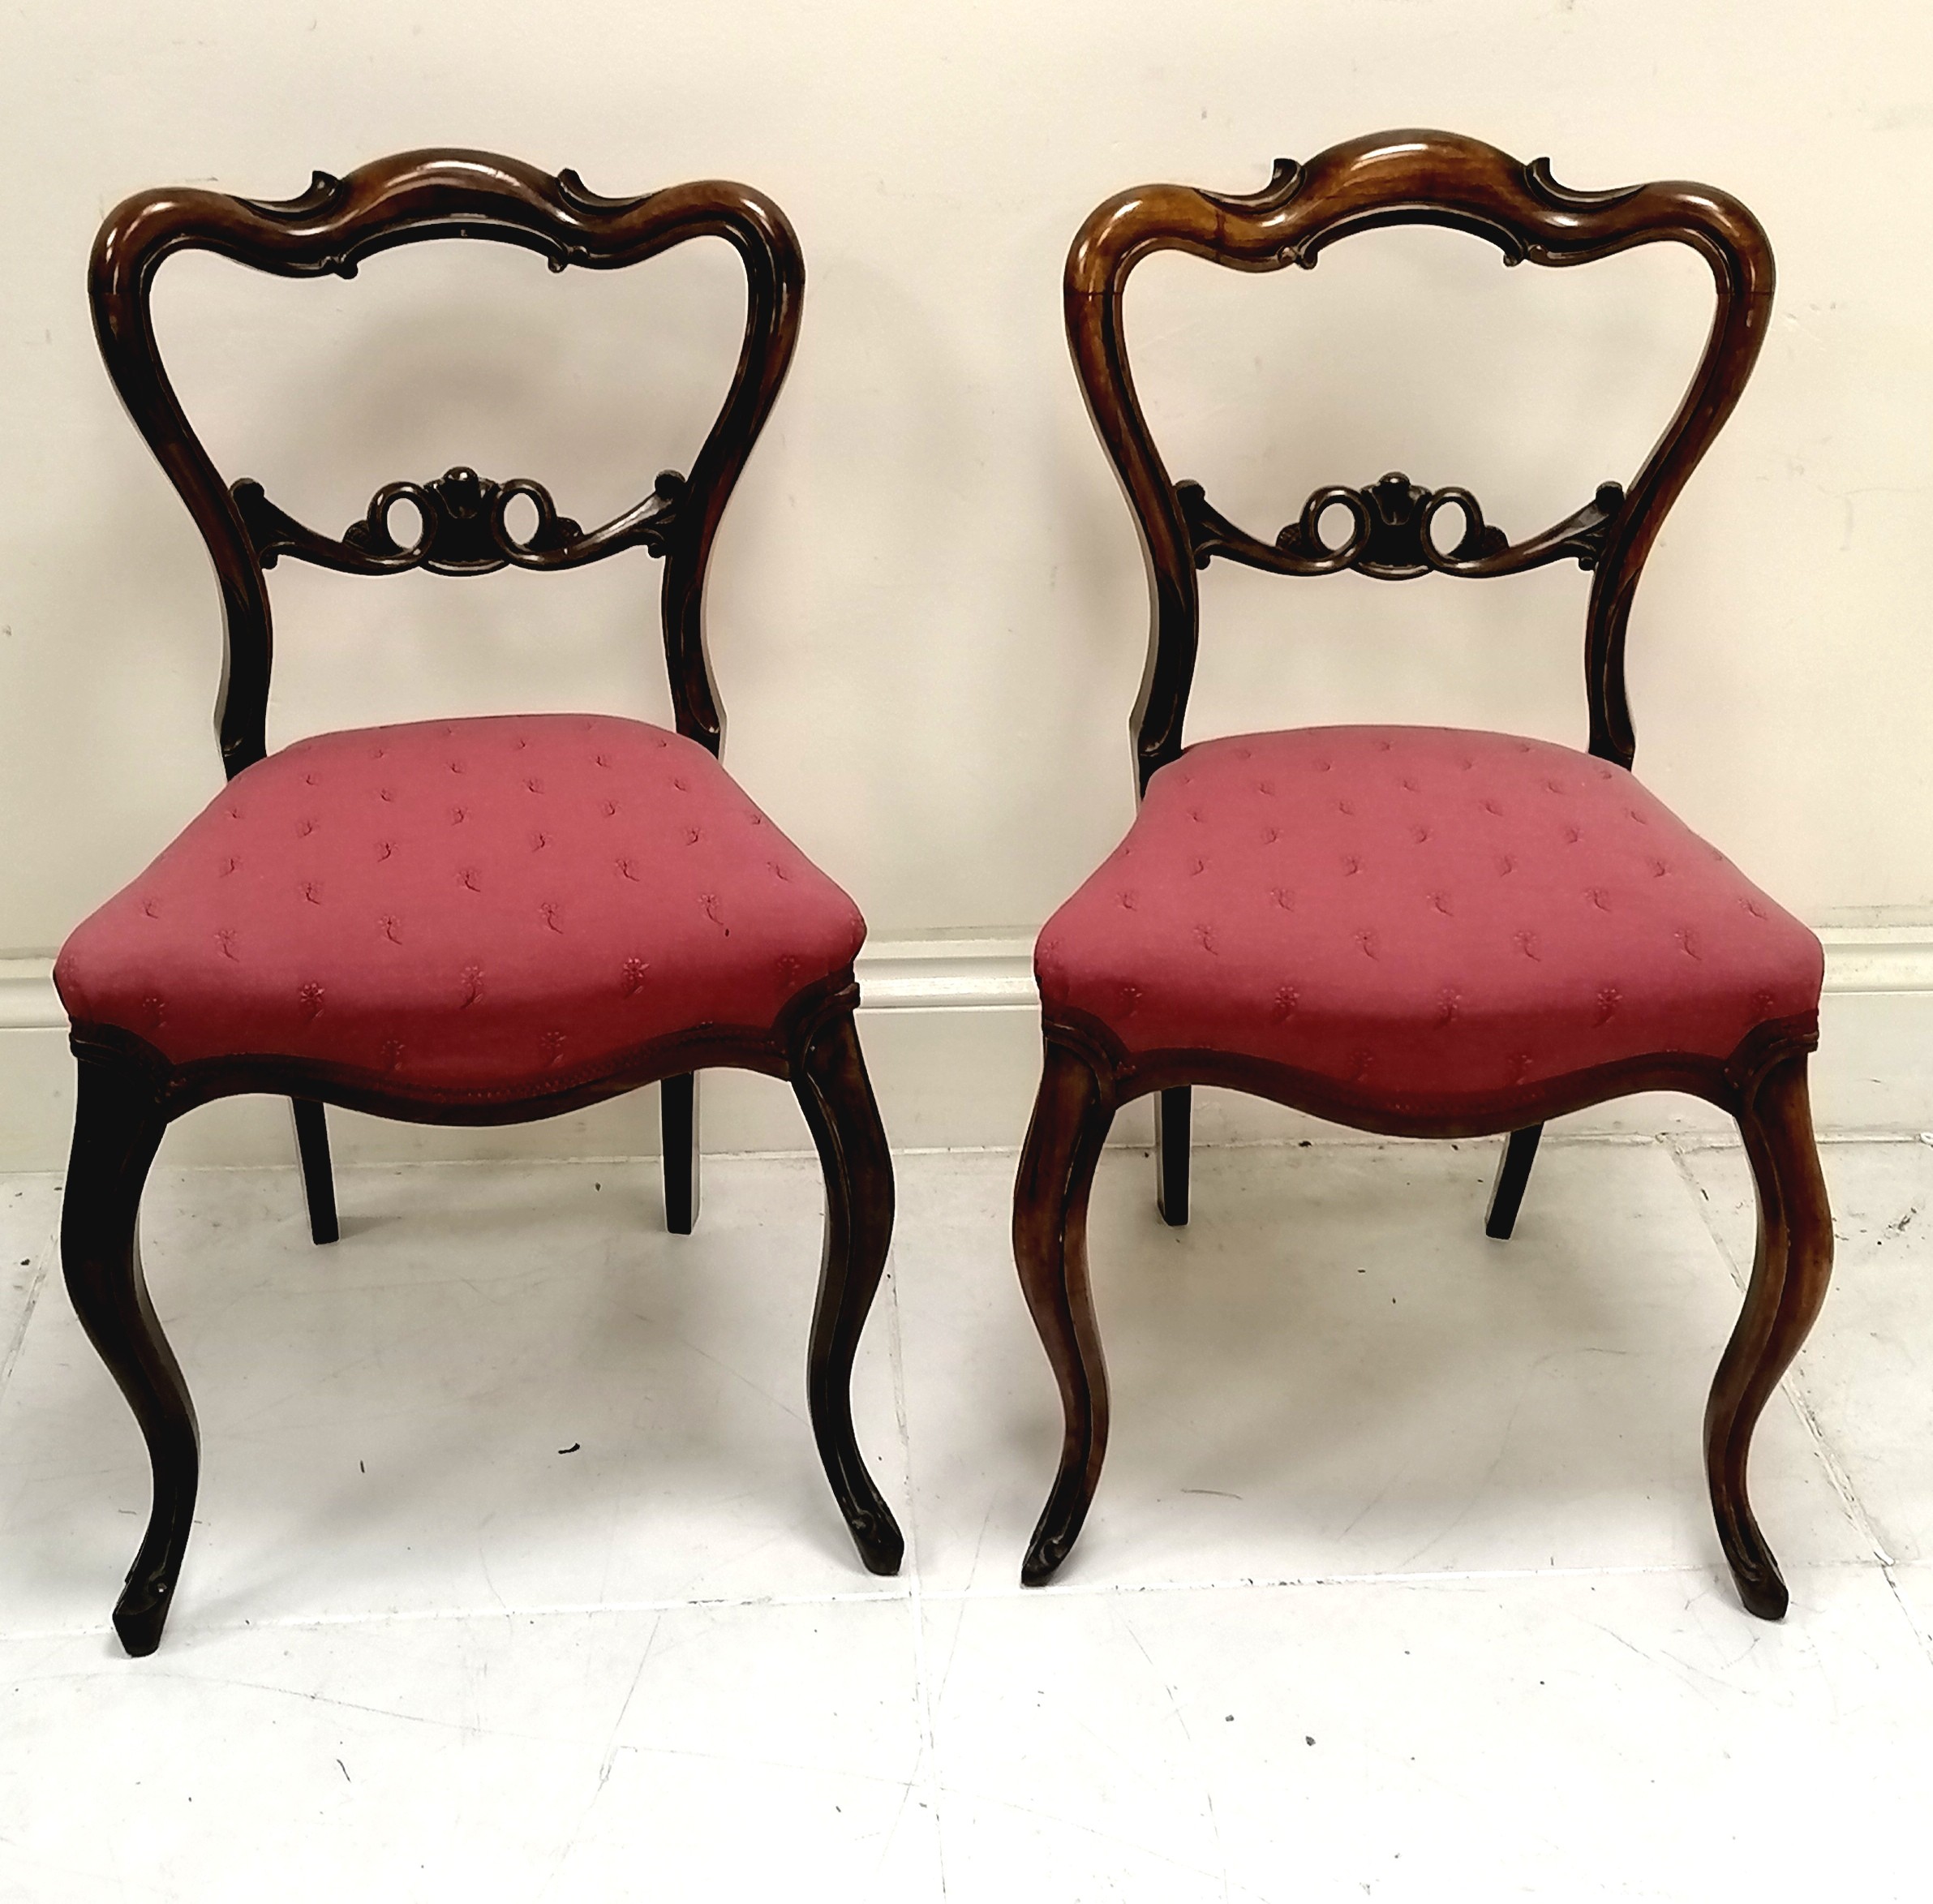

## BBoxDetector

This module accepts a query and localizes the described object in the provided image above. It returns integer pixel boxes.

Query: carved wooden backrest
[1063,129,1774,791]
[90,149,804,777]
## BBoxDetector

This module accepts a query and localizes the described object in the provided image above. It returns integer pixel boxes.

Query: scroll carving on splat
[1178,471,1626,581]
[232,465,686,577]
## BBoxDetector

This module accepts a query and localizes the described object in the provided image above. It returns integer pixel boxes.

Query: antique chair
[59,151,902,1655]
[1016,131,1828,1619]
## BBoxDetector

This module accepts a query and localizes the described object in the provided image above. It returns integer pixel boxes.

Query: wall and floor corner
[1,1,1928,1168]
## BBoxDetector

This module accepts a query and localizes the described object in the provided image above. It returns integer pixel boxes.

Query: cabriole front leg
[791,1006,904,1575]
[62,1051,195,1656]
[1015,1035,1116,1585]
[1705,1053,1833,1619]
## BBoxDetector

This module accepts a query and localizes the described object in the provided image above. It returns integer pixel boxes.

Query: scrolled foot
[840,1495,905,1578]
[1724,1541,1790,1622]
[112,1564,180,1657]
[1021,1509,1084,1589]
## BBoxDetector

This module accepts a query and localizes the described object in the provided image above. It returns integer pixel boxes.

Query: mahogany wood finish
[1023,131,1823,1617]
[72,153,900,1653]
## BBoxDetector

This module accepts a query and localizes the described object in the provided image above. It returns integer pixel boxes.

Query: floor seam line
[911,1558,1818,1602]
[883,1248,949,1893]
[0,1202,58,1405]
[1879,1563,1933,1670]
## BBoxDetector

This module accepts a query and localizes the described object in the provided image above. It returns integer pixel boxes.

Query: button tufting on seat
[1034,726,1821,1111]
[56,713,866,1093]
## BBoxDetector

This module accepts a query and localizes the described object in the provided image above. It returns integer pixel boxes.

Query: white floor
[0,1126,1929,1900]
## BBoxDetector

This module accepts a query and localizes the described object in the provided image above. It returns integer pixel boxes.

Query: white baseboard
[1,927,1928,1171]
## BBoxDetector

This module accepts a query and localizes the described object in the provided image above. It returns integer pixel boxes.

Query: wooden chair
[1016,130,1828,1618]
[58,151,902,1654]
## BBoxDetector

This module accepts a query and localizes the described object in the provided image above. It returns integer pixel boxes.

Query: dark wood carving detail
[1179,472,1625,580]
[91,149,804,774]
[234,466,686,577]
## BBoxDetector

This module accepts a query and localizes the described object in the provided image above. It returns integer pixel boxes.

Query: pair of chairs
[57,132,1828,1656]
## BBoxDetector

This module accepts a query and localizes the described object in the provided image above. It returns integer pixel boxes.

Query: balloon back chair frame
[1018,130,1828,1619]
[69,151,901,1654]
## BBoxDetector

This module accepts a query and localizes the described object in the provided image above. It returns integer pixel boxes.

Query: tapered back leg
[1016,1035,1118,1585]
[790,1007,903,1575]
[1705,1053,1833,1618]
[1155,1085,1191,1227]
[62,1052,195,1656]
[661,1072,700,1235]
[290,1098,338,1245]
[1484,1124,1544,1240]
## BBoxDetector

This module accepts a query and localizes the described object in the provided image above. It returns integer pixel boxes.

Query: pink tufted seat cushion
[1035,726,1820,1115]
[55,713,866,1098]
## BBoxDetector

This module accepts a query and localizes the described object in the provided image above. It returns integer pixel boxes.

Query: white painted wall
[0,0,1927,1163]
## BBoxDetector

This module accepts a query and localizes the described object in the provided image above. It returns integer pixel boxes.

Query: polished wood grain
[1015,1034,1117,1588]
[1708,1051,1833,1620]
[1063,131,1774,791]
[71,153,897,1653]
[1024,131,1819,1618]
